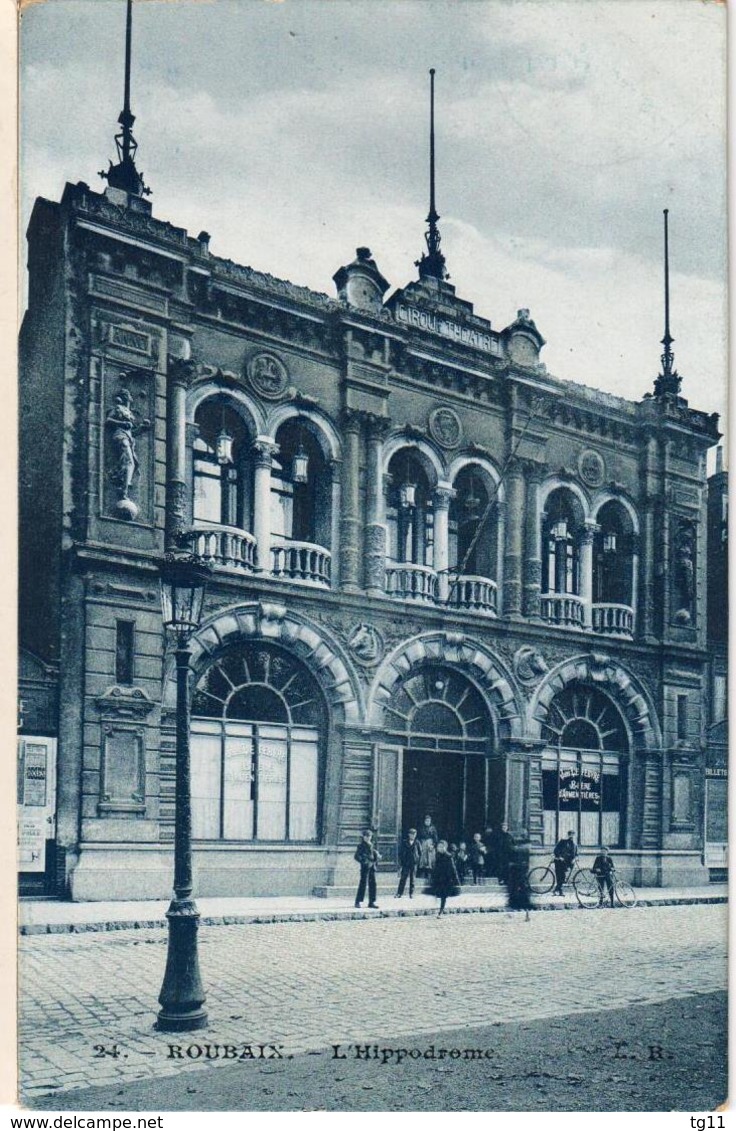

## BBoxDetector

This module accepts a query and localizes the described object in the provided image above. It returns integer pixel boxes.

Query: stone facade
[18,179,723,899]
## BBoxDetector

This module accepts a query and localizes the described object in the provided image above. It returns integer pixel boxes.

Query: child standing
[468,832,487,884]
[455,841,469,884]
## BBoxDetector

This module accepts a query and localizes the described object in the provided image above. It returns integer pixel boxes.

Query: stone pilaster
[364,415,390,596]
[339,410,362,591]
[165,357,196,549]
[522,463,543,618]
[503,460,525,617]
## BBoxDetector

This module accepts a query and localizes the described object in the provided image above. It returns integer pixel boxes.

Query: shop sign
[706,767,727,778]
[17,814,46,872]
[558,767,601,806]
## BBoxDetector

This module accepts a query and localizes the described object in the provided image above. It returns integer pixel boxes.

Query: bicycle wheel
[527,866,555,894]
[574,871,601,908]
[614,881,637,908]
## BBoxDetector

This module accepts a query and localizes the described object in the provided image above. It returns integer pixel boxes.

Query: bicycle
[527,859,601,908]
[590,870,638,909]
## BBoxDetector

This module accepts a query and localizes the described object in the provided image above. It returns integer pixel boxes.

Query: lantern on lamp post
[156,549,212,1032]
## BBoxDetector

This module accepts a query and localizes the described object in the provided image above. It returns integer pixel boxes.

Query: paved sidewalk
[19,883,727,933]
[18,904,728,1101]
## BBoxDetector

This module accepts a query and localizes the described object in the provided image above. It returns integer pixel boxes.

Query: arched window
[541,488,584,596]
[449,466,496,578]
[190,642,326,842]
[541,682,629,848]
[594,500,634,606]
[386,449,434,566]
[271,420,330,547]
[193,398,252,529]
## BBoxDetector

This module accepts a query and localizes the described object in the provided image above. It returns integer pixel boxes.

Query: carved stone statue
[674,524,695,623]
[106,387,149,520]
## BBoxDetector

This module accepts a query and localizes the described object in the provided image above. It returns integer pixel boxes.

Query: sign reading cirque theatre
[394,302,500,354]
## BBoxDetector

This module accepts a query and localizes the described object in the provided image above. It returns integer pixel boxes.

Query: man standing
[354,829,381,909]
[495,822,514,884]
[553,828,578,895]
[396,827,421,899]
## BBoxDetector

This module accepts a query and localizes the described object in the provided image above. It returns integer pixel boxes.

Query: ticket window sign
[17,738,56,872]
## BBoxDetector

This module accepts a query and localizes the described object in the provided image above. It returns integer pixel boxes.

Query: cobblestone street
[18,904,727,1104]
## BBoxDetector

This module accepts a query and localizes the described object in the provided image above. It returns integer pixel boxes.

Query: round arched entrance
[384,663,498,842]
[189,640,327,842]
[540,681,629,848]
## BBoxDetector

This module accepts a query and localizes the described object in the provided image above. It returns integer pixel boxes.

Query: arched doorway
[540,681,629,847]
[189,641,326,842]
[383,664,499,843]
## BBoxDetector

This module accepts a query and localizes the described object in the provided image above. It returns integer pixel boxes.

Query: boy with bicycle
[591,846,615,907]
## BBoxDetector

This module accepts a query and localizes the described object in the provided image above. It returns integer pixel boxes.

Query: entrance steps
[313,877,507,899]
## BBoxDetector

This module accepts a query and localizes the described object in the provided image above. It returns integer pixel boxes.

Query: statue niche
[104,383,151,521]
[673,519,696,625]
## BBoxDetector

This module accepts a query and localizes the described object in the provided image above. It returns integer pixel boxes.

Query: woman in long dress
[417,814,438,877]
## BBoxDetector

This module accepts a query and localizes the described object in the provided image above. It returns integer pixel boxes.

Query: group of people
[354,814,521,917]
[354,819,620,916]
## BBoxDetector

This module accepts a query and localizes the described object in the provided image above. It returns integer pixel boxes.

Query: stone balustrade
[540,592,586,629]
[447,574,498,615]
[191,524,257,572]
[271,540,332,587]
[385,562,438,604]
[592,602,634,638]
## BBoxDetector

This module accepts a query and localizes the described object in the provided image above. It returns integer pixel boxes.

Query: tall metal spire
[100,0,150,198]
[416,69,447,281]
[654,208,681,396]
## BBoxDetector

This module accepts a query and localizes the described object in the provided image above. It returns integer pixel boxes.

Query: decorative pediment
[95,685,156,719]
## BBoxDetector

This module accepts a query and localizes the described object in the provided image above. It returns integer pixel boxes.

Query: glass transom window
[190,643,324,842]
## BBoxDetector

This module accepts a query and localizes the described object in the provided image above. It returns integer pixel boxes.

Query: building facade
[19,119,724,898]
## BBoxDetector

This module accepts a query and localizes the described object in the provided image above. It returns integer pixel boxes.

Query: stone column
[339,411,362,591]
[503,461,525,618]
[364,415,390,596]
[165,357,195,549]
[253,437,278,574]
[433,484,455,602]
[579,519,598,629]
[630,531,640,636]
[328,457,342,588]
[641,497,656,640]
[522,464,543,619]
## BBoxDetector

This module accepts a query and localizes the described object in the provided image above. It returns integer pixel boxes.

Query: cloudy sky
[20,0,727,450]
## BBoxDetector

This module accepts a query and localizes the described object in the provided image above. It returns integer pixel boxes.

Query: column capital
[506,455,527,479]
[340,407,364,434]
[580,519,599,545]
[434,484,456,510]
[365,413,392,441]
[328,456,343,481]
[253,436,279,467]
[167,357,199,388]
[521,458,546,485]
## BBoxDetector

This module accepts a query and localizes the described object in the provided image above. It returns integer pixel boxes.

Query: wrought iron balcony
[447,574,498,615]
[190,524,257,572]
[592,602,634,638]
[385,562,438,604]
[271,539,332,587]
[540,592,586,629]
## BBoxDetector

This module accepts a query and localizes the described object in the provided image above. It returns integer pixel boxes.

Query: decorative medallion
[347,622,384,667]
[428,405,463,450]
[513,646,548,687]
[247,352,289,400]
[578,448,605,488]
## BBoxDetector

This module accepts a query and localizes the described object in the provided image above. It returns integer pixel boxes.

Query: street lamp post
[156,550,211,1032]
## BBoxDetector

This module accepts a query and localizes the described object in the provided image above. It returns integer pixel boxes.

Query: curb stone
[18,893,727,935]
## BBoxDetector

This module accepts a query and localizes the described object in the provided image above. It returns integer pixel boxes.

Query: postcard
[15,0,727,1119]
